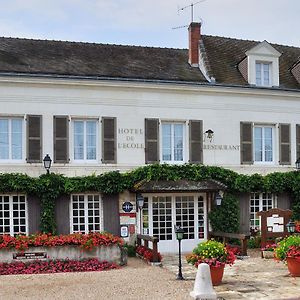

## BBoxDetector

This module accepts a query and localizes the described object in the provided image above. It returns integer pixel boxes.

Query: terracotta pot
[210,264,225,285]
[286,257,300,277]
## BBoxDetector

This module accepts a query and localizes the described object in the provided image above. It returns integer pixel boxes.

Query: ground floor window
[0,194,27,235]
[70,194,102,233]
[250,193,276,229]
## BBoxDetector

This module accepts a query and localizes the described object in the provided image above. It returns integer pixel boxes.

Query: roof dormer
[291,59,300,85]
[244,41,281,87]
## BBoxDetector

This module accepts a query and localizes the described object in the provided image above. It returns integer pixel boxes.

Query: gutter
[0,71,299,94]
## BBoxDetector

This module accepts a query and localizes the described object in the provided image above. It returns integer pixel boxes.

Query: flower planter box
[262,251,274,259]
[0,244,126,265]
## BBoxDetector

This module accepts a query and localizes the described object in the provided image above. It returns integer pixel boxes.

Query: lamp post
[43,154,52,174]
[286,219,296,234]
[136,193,144,234]
[174,225,185,280]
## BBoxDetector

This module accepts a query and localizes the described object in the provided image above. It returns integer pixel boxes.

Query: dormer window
[256,62,271,86]
[240,41,281,87]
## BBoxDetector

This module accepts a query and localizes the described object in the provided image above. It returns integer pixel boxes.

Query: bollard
[190,263,217,300]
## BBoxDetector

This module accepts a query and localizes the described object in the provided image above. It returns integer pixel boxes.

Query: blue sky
[1,0,299,48]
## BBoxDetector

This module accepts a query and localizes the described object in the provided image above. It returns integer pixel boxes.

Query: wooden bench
[209,231,250,256]
[136,234,160,262]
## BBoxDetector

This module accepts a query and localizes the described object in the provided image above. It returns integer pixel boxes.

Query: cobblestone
[162,249,300,299]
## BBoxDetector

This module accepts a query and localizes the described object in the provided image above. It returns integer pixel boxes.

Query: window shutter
[102,117,116,163]
[53,116,69,163]
[145,118,159,164]
[189,120,203,164]
[27,115,42,163]
[279,123,291,165]
[296,125,300,161]
[240,122,253,164]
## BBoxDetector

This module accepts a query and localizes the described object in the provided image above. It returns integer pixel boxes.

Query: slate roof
[133,179,227,193]
[0,35,299,90]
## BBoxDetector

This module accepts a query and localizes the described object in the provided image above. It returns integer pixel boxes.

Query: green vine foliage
[1,164,300,234]
[209,194,240,233]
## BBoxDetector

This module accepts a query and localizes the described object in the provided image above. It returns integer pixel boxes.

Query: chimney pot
[188,22,201,66]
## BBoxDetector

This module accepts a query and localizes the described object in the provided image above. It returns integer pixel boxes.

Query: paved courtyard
[0,250,299,300]
[163,249,300,299]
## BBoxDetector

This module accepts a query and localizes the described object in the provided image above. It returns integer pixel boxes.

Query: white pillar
[190,263,217,300]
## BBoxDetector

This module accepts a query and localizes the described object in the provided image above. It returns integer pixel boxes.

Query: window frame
[253,124,276,164]
[255,61,272,87]
[249,193,277,230]
[69,193,103,234]
[160,121,187,164]
[0,117,25,163]
[71,118,99,163]
[0,194,28,236]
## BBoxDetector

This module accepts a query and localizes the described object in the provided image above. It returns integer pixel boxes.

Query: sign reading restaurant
[118,128,144,149]
[203,144,240,150]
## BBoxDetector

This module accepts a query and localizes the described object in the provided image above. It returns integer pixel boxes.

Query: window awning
[133,179,227,193]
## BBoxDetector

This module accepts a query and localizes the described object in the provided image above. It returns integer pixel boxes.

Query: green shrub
[248,235,262,249]
[123,244,136,257]
[209,194,239,233]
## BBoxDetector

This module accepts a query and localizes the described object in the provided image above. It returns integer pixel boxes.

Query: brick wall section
[188,22,201,66]
[291,61,300,84]
[238,57,248,82]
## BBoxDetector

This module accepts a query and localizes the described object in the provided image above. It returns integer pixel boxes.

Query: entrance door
[141,193,207,253]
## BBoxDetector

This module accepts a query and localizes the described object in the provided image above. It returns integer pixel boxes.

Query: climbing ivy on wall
[209,194,240,233]
[0,164,300,233]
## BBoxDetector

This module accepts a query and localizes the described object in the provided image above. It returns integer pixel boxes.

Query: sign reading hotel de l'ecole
[117,127,240,151]
[118,128,144,149]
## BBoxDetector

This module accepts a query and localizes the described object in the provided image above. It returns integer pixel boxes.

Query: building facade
[0,23,299,252]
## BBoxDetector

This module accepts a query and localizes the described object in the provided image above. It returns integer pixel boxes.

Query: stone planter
[262,250,275,259]
[0,245,127,265]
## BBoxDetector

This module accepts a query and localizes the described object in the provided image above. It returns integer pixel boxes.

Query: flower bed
[0,232,123,251]
[0,233,126,265]
[0,258,118,275]
[136,245,162,263]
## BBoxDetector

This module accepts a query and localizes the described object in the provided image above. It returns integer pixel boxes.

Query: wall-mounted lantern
[43,154,52,174]
[204,129,214,143]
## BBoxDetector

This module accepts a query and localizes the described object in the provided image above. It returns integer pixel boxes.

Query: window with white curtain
[73,120,97,161]
[0,118,23,161]
[256,62,271,86]
[161,122,184,163]
[254,125,275,163]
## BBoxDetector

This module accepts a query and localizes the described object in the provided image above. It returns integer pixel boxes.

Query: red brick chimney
[188,22,201,66]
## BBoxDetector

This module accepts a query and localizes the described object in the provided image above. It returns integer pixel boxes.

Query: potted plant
[186,239,236,285]
[274,235,300,277]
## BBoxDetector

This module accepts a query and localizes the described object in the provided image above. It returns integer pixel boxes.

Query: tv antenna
[172,1,206,29]
[178,0,206,23]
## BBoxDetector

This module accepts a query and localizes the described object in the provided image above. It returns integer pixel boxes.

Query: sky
[0,0,299,49]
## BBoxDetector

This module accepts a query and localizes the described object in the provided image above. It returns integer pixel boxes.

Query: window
[256,62,271,86]
[70,194,102,233]
[0,118,23,161]
[0,195,27,235]
[254,126,274,163]
[162,122,184,162]
[250,193,276,229]
[73,120,97,161]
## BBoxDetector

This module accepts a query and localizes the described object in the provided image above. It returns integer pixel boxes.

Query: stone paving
[162,249,300,300]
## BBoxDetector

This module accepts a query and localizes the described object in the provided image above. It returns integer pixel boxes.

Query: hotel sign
[118,128,144,149]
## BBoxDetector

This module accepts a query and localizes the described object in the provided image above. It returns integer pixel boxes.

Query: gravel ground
[0,258,193,300]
